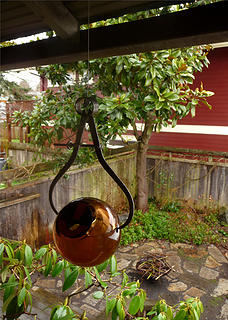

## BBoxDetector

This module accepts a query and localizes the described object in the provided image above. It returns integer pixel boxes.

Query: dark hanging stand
[49,1,133,267]
[49,96,134,231]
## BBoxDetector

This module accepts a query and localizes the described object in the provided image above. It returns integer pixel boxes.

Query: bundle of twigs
[136,254,172,280]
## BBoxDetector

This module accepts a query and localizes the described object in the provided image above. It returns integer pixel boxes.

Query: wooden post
[19,126,23,143]
[6,113,11,142]
[25,126,30,143]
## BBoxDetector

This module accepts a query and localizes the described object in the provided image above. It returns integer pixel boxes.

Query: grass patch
[120,200,228,247]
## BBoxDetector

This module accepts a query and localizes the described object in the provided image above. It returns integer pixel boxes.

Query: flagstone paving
[0,241,227,319]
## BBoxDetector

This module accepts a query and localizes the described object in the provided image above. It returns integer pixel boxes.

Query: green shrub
[120,201,227,246]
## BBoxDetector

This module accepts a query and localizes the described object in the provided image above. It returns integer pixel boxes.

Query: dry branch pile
[136,254,172,280]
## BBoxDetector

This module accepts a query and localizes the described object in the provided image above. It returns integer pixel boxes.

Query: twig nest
[136,254,172,280]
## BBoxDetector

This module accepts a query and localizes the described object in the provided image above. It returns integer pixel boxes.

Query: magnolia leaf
[191,106,196,118]
[62,268,79,292]
[25,245,33,266]
[193,308,200,320]
[116,299,122,315]
[18,287,26,307]
[174,309,187,320]
[93,291,104,299]
[85,270,93,289]
[145,77,152,87]
[52,261,64,277]
[96,259,109,273]
[44,254,52,276]
[129,295,141,315]
[51,306,68,320]
[52,249,58,264]
[106,298,117,317]
[24,266,32,287]
[0,243,4,256]
[5,246,13,260]
[110,255,117,275]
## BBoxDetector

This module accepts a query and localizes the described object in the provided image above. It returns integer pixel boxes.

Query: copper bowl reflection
[53,197,121,267]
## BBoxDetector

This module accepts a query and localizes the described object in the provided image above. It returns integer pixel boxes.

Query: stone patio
[0,240,227,319]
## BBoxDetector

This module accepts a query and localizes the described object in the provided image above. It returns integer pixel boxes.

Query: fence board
[147,156,228,207]
[0,153,136,247]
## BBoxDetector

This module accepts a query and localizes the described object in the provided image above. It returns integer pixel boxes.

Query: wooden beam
[1,2,228,71]
[0,193,40,209]
[23,0,79,40]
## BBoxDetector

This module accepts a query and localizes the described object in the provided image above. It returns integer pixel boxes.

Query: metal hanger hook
[49,96,134,230]
[75,96,99,115]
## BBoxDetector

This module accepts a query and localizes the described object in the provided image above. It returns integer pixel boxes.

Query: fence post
[25,126,30,143]
[19,126,23,143]
[6,113,11,142]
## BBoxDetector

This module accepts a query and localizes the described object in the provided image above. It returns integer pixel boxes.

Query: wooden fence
[147,147,228,207]
[0,152,136,248]
[6,142,52,167]
[2,100,34,144]
[1,144,228,247]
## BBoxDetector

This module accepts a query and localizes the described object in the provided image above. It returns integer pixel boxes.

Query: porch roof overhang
[1,1,228,71]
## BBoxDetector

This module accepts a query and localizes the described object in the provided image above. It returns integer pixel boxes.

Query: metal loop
[75,96,99,115]
[49,97,134,229]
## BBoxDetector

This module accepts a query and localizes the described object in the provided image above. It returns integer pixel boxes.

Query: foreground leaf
[62,268,79,292]
[129,295,140,315]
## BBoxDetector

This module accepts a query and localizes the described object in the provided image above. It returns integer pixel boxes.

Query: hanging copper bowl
[53,197,121,267]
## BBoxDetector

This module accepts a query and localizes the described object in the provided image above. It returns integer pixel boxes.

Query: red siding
[179,47,228,126]
[149,132,228,153]
[147,47,228,153]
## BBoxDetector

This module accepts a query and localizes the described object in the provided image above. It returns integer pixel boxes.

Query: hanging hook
[49,96,134,230]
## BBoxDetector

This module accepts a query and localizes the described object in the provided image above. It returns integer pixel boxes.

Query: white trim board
[129,124,228,135]
[160,125,228,135]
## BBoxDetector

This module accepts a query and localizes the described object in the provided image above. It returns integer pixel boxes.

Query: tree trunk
[136,141,149,211]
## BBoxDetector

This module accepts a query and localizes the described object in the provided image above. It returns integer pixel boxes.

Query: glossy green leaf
[116,301,125,320]
[106,298,117,317]
[139,290,146,312]
[191,106,196,117]
[25,245,33,266]
[52,261,64,277]
[52,249,58,264]
[3,275,17,303]
[93,291,104,299]
[129,295,141,315]
[111,306,118,320]
[52,306,67,320]
[26,290,33,313]
[164,92,179,101]
[0,243,4,256]
[5,245,13,260]
[24,266,32,287]
[44,254,52,276]
[174,309,187,320]
[85,270,93,289]
[193,308,199,320]
[145,76,152,87]
[110,255,117,275]
[62,268,79,292]
[18,287,26,307]
[116,299,122,315]
[34,247,47,260]
[1,267,9,283]
[199,300,204,313]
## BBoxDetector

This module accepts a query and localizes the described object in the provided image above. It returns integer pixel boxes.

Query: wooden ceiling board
[1,0,192,41]
[1,1,228,70]
[2,2,228,71]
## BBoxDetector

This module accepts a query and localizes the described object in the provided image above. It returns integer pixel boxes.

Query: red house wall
[149,47,228,152]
